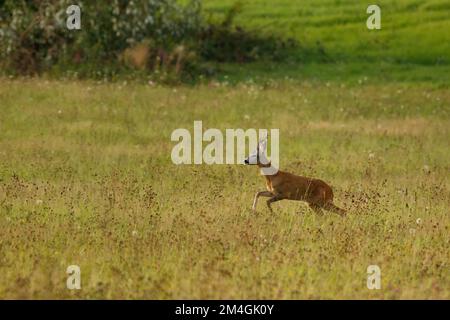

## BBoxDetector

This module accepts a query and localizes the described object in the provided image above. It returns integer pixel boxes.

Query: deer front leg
[266,195,284,213]
[252,191,273,211]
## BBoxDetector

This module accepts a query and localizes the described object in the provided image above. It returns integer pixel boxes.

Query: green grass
[204,0,450,64]
[201,0,450,84]
[0,78,449,299]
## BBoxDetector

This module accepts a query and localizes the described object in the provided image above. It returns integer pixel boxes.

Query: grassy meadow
[203,0,450,84]
[0,79,449,299]
[0,0,449,300]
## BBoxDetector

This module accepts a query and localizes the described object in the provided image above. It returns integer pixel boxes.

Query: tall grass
[0,78,448,298]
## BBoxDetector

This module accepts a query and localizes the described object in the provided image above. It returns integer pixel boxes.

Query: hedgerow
[0,0,296,81]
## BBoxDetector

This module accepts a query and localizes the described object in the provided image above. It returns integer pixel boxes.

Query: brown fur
[253,163,346,216]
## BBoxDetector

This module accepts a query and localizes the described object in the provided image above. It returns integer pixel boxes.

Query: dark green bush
[0,0,296,80]
[198,1,297,63]
[0,0,201,76]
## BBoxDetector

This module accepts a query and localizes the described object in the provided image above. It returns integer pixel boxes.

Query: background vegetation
[0,0,295,81]
[202,0,450,84]
[2,0,449,84]
[0,0,449,299]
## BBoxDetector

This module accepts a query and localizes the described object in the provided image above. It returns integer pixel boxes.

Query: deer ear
[259,136,267,151]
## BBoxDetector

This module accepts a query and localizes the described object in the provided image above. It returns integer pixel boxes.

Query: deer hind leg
[318,187,346,216]
[252,191,273,211]
[266,195,284,213]
[308,187,337,215]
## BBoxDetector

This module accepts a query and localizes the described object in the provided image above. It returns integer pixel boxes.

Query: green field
[202,0,450,84]
[0,0,449,299]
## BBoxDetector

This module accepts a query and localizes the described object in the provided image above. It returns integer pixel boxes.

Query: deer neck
[258,162,280,181]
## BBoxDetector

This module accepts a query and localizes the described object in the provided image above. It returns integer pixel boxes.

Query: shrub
[0,0,296,80]
[0,0,201,76]
[198,1,297,63]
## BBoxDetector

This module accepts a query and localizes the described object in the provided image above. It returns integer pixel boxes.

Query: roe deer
[244,138,346,216]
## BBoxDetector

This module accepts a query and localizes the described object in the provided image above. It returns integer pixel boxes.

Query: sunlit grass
[204,0,450,64]
[0,78,448,298]
[201,0,450,84]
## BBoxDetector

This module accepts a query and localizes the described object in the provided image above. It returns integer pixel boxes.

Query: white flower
[132,230,138,237]
[416,218,422,225]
